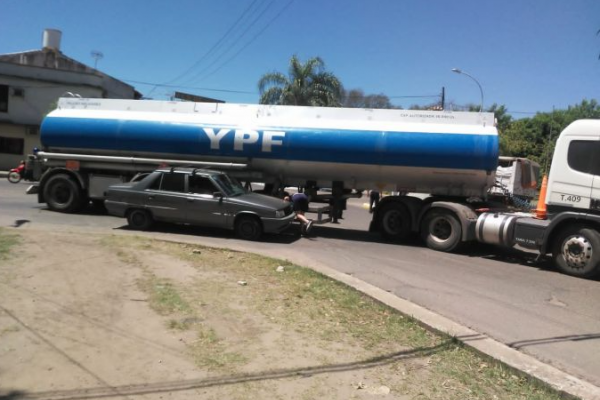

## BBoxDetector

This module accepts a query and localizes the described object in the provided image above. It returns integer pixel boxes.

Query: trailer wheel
[552,226,600,279]
[421,209,462,252]
[379,203,411,241]
[126,209,154,231]
[44,173,85,213]
[235,215,263,241]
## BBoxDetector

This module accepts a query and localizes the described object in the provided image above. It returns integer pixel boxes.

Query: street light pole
[451,68,484,112]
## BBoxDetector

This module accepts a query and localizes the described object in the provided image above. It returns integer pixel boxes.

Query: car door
[144,172,188,222]
[184,174,229,228]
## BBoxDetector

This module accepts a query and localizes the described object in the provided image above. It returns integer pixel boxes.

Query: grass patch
[0,325,20,336]
[189,326,248,370]
[0,228,19,260]
[106,237,565,399]
[140,276,192,316]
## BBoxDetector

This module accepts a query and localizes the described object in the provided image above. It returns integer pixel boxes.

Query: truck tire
[235,215,263,241]
[44,173,86,213]
[127,209,154,230]
[378,203,411,241]
[420,209,462,252]
[552,226,600,279]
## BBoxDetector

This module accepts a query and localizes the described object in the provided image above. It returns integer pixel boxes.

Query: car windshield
[212,174,246,197]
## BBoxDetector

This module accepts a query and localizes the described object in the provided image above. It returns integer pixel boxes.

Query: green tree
[342,89,398,109]
[487,103,512,134]
[499,100,600,173]
[258,55,342,106]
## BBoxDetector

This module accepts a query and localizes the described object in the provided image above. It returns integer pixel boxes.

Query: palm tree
[258,55,342,106]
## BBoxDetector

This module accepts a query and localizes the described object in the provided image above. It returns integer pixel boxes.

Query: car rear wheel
[127,209,154,231]
[235,215,263,241]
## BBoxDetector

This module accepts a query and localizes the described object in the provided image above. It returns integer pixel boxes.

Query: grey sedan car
[104,168,295,240]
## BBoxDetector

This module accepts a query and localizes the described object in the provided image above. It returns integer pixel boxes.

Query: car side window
[159,173,185,192]
[147,174,162,190]
[188,175,217,195]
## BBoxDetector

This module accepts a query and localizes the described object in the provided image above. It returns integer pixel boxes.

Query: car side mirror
[213,192,223,199]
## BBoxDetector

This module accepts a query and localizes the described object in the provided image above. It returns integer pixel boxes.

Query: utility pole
[91,51,103,70]
[441,86,445,110]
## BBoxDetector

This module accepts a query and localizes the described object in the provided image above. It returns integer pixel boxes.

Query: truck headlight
[275,210,285,218]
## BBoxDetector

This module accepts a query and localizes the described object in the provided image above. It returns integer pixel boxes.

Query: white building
[0,29,140,170]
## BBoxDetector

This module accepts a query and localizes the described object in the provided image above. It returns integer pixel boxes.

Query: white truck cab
[546,119,600,212]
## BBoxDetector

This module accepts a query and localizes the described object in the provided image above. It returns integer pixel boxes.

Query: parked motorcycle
[7,161,25,184]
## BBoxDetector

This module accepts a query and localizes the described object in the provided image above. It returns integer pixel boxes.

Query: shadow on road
[112,221,302,245]
[509,333,600,349]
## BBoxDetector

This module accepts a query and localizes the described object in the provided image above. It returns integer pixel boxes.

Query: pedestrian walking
[369,190,380,213]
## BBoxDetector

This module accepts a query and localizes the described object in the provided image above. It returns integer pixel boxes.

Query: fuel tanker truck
[24,97,600,278]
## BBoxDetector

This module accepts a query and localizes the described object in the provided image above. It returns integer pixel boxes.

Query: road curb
[305,262,600,400]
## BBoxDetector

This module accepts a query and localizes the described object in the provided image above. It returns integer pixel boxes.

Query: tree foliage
[258,55,342,107]
[342,89,398,109]
[499,100,600,173]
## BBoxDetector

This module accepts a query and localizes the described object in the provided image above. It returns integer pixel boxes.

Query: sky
[1,0,599,116]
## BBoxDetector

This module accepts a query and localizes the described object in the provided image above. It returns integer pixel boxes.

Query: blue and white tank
[41,98,499,197]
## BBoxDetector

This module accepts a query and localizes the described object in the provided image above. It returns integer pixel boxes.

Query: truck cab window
[568,140,600,175]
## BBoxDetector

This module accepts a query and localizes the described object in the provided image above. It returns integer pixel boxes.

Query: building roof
[0,48,141,98]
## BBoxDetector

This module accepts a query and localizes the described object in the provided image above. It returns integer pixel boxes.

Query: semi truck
[24,97,600,279]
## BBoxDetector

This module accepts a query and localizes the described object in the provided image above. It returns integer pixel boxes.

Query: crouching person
[284,192,314,236]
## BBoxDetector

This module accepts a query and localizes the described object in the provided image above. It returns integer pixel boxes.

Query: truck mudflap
[26,183,39,195]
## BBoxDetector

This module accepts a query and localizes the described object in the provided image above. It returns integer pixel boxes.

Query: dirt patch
[0,229,562,400]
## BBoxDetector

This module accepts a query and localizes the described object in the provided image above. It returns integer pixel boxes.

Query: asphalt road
[2,179,600,389]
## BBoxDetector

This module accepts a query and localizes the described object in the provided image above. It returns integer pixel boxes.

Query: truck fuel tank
[475,212,522,248]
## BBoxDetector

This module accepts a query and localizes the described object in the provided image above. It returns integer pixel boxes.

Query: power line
[123,79,257,95]
[167,0,264,86]
[146,0,267,97]
[182,0,284,86]
[388,95,440,99]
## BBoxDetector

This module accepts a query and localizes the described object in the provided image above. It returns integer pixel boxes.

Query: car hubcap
[132,213,145,226]
[562,235,592,270]
[241,223,256,236]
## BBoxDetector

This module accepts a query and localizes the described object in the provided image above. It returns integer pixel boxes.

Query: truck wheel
[378,203,411,241]
[235,215,263,241]
[552,226,600,279]
[127,209,154,230]
[421,209,462,252]
[44,174,85,213]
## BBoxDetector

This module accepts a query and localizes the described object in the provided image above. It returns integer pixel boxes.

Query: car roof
[154,167,223,176]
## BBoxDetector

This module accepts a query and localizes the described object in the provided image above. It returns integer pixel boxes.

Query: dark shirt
[291,193,309,212]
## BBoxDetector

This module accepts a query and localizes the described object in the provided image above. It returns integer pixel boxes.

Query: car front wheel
[235,215,263,241]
